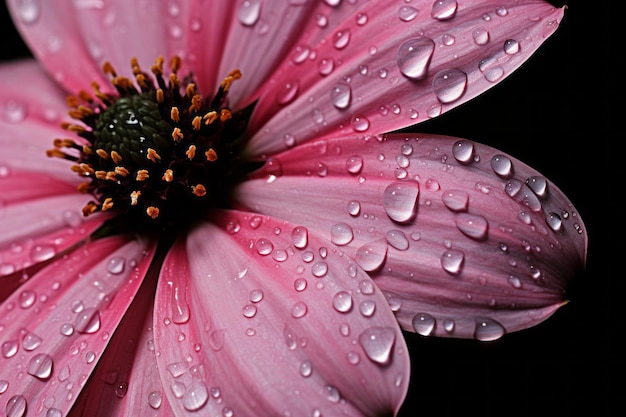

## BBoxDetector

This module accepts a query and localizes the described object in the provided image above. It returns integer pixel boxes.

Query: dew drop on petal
[398,6,419,21]
[385,230,409,251]
[183,380,209,411]
[440,249,464,274]
[249,289,264,303]
[332,291,353,313]
[291,301,308,318]
[433,68,467,103]
[358,327,396,365]
[474,317,505,341]
[255,238,273,255]
[452,140,474,163]
[546,212,562,231]
[311,262,328,277]
[242,304,257,318]
[333,29,351,49]
[294,278,307,292]
[396,37,435,80]
[330,83,352,109]
[299,360,313,377]
[526,176,548,197]
[382,182,419,223]
[347,200,361,216]
[148,391,162,409]
[237,0,261,26]
[355,240,387,271]
[505,180,542,212]
[22,332,42,351]
[345,155,363,174]
[318,58,335,75]
[491,154,513,177]
[16,0,40,25]
[330,223,354,246]
[1,340,18,358]
[431,0,457,20]
[6,395,27,417]
[412,313,436,336]
[442,190,469,212]
[27,353,53,380]
[275,80,299,105]
[455,213,488,239]
[504,39,520,55]
[359,300,376,317]
[291,226,308,249]
[351,114,370,132]
[74,308,101,334]
[472,27,490,45]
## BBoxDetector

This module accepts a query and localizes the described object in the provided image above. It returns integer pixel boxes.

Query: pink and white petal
[0,236,155,417]
[68,254,176,417]
[235,134,587,339]
[153,211,410,417]
[246,0,564,156]
[0,60,85,181]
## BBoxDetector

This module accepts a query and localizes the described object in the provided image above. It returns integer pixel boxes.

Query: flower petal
[246,0,564,156]
[153,211,410,416]
[0,236,155,417]
[235,133,587,339]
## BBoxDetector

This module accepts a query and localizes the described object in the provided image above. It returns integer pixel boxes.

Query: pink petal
[235,134,587,339]
[68,252,177,417]
[0,236,155,417]
[153,211,410,417]
[246,0,564,156]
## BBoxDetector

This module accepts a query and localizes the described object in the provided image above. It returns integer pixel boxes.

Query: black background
[0,1,613,416]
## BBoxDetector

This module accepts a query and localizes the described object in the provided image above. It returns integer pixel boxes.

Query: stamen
[205,148,218,162]
[114,166,129,177]
[102,61,117,77]
[186,145,196,160]
[192,184,207,197]
[130,191,141,206]
[192,116,202,131]
[77,182,91,193]
[156,89,164,103]
[146,148,161,163]
[146,206,160,219]
[101,198,114,211]
[172,127,184,142]
[82,202,98,216]
[220,109,232,121]
[96,149,110,160]
[111,151,123,165]
[46,148,79,161]
[203,111,218,125]
[162,169,174,182]
[136,170,149,181]
[171,107,180,122]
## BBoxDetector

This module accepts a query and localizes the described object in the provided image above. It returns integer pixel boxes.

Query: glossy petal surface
[236,134,587,338]
[153,211,410,416]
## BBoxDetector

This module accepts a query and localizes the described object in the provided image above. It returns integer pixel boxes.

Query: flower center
[48,57,255,234]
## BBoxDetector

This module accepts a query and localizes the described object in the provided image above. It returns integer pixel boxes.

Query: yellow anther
[105,171,118,181]
[220,109,232,121]
[114,166,129,177]
[77,182,91,194]
[61,122,86,133]
[169,73,180,89]
[82,202,98,217]
[147,206,160,219]
[111,151,122,165]
[130,191,141,206]
[171,107,180,123]
[192,184,207,197]
[101,198,114,211]
[146,148,161,163]
[53,138,76,148]
[95,171,107,180]
[136,73,149,89]
[130,57,140,72]
[172,127,184,142]
[185,83,196,98]
[112,76,134,89]
[203,111,218,125]
[170,56,182,73]
[162,169,174,182]
[151,56,165,76]
[205,148,218,162]
[66,95,80,108]
[136,169,150,181]
[156,89,164,103]
[220,69,242,92]
[189,94,202,112]
[46,149,67,159]
[102,61,117,77]
[96,149,110,160]
[79,163,94,175]
[192,116,202,131]
[186,145,197,160]
[82,145,93,155]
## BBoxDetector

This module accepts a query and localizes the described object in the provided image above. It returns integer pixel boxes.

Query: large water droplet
[546,212,562,231]
[491,154,513,177]
[474,317,505,341]
[398,6,419,21]
[183,380,209,411]
[299,360,313,377]
[385,230,409,251]
[275,80,299,105]
[330,84,351,109]
[355,240,387,271]
[433,69,467,103]
[6,395,27,417]
[452,139,474,163]
[148,391,163,409]
[358,327,396,365]
[255,238,273,255]
[74,308,101,334]
[412,313,436,336]
[382,182,419,223]
[171,284,190,324]
[345,155,363,174]
[291,301,308,318]
[431,0,458,20]
[503,39,520,55]
[332,291,353,313]
[21,331,42,351]
[333,29,351,49]
[455,213,488,239]
[330,223,354,246]
[318,58,335,75]
[291,226,308,249]
[237,0,262,26]
[505,180,542,212]
[27,353,53,380]
[351,114,370,132]
[526,176,548,197]
[442,190,469,212]
[396,37,435,80]
[1,340,18,358]
[472,27,490,45]
[440,249,464,274]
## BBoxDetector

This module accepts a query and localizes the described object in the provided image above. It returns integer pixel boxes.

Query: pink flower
[0,1,587,416]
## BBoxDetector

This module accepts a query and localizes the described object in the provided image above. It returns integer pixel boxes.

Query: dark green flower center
[48,57,256,235]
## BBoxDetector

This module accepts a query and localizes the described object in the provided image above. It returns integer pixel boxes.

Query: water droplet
[6,395,27,417]
[330,223,354,246]
[60,323,74,336]
[27,353,53,380]
[359,300,376,317]
[346,200,361,216]
[355,240,387,272]
[358,327,395,365]
[333,29,351,49]
[345,155,364,174]
[359,280,374,295]
[491,154,513,177]
[115,382,128,398]
[443,319,455,333]
[46,408,63,417]
[242,304,257,318]
[431,0,458,20]
[31,244,56,262]
[442,33,455,45]
[442,190,469,212]
[106,256,125,275]
[276,80,299,105]
[412,313,436,336]
[237,0,262,26]
[452,140,474,164]
[382,182,419,223]
[148,391,162,409]
[433,68,467,103]
[526,176,548,197]
[74,308,101,334]
[505,179,542,211]
[299,360,313,377]
[291,301,308,318]
[508,275,522,289]
[249,289,264,303]
[355,12,368,25]
[311,262,328,277]
[472,27,490,45]
[332,291,353,313]
[2,340,18,358]
[455,213,488,239]
[22,331,42,351]
[398,5,419,21]
[330,83,351,109]
[255,238,273,255]
[19,290,36,309]
[351,114,370,132]
[546,212,562,231]
[503,39,520,55]
[183,380,209,411]
[385,230,409,251]
[440,249,464,274]
[396,37,435,80]
[291,44,311,64]
[294,278,307,292]
[291,226,308,249]
[209,329,225,351]
[474,317,505,341]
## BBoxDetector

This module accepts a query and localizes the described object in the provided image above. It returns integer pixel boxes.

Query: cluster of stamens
[47,56,249,232]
